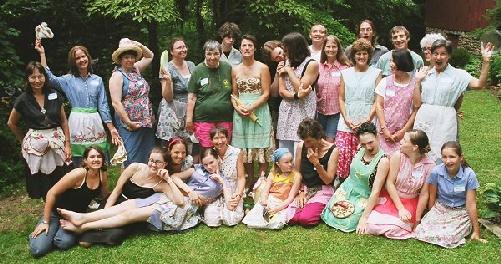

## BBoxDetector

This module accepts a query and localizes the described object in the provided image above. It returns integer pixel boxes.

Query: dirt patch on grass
[0,190,43,232]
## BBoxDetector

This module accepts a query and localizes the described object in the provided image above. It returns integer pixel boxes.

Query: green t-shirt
[188,61,233,122]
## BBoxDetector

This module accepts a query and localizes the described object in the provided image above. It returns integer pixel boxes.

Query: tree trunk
[148,21,160,102]
[195,0,206,48]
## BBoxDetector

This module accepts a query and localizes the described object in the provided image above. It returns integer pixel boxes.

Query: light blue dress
[413,64,473,161]
[337,66,381,133]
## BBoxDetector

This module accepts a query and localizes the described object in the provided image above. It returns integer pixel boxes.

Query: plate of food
[330,200,355,219]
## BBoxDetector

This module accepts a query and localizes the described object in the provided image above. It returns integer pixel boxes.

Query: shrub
[450,48,471,68]
[490,55,501,85]
[465,56,482,78]
[481,183,501,224]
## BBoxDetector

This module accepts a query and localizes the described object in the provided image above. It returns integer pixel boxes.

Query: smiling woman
[28,146,109,258]
[413,40,494,162]
[109,38,156,167]
[36,41,119,165]
[7,62,72,199]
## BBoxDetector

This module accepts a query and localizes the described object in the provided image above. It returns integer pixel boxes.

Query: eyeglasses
[148,159,165,165]
[422,46,431,52]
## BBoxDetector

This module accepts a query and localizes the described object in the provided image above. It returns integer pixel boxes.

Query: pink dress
[377,76,415,155]
[365,152,435,239]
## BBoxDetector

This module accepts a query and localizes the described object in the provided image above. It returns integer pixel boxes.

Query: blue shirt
[427,164,479,208]
[376,49,423,77]
[420,64,473,107]
[45,67,112,123]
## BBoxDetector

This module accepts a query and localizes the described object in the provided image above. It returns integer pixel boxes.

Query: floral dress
[114,67,155,167]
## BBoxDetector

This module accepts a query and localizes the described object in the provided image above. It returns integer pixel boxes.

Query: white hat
[111,38,143,65]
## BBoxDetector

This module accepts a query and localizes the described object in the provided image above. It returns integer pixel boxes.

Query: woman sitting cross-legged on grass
[414,141,487,248]
[29,146,109,258]
[321,122,389,232]
[78,145,193,246]
[362,130,435,239]
[242,148,301,229]
[58,147,224,233]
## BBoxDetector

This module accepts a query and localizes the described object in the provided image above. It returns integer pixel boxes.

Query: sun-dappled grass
[0,90,500,263]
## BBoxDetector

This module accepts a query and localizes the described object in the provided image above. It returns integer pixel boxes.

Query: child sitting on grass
[242,148,301,229]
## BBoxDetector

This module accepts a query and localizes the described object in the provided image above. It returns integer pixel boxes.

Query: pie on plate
[331,200,355,219]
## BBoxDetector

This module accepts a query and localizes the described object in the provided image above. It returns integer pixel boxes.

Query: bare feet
[57,208,84,226]
[60,219,84,234]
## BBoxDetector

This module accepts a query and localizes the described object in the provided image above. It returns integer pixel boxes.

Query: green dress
[232,76,272,163]
[321,148,385,232]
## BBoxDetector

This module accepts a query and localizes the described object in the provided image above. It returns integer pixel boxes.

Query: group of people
[6,20,494,258]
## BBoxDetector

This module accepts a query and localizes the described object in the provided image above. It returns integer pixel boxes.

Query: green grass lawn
[1,90,500,263]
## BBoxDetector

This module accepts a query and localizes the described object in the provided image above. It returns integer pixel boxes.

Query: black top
[121,179,157,200]
[55,170,101,213]
[300,144,336,187]
[13,89,63,129]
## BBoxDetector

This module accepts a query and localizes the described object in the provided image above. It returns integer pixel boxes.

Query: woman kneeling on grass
[414,141,487,248]
[29,146,109,258]
[59,148,224,233]
[242,148,301,229]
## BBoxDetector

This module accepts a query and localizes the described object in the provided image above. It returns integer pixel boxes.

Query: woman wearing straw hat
[109,38,155,167]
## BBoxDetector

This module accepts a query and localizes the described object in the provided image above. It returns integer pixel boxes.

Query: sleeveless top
[115,67,154,127]
[121,178,161,200]
[340,66,380,125]
[382,75,415,134]
[55,170,102,213]
[300,144,336,187]
[276,57,317,141]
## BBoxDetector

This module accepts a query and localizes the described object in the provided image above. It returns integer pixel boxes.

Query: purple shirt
[186,164,223,200]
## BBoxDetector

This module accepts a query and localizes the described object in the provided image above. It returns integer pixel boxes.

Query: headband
[272,148,290,163]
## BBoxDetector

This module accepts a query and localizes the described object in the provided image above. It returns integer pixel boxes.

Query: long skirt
[414,104,456,162]
[242,195,294,229]
[203,196,244,227]
[147,194,200,231]
[22,127,69,199]
[365,190,418,239]
[232,93,273,163]
[334,131,359,179]
[414,202,471,248]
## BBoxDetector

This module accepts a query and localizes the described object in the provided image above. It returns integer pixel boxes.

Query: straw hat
[112,38,143,64]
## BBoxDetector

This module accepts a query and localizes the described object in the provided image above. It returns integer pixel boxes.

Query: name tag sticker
[454,185,466,193]
[385,89,396,97]
[48,93,58,100]
[412,167,423,179]
[200,78,209,86]
[331,72,341,78]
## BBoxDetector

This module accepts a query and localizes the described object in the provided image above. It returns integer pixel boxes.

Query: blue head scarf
[271,148,290,163]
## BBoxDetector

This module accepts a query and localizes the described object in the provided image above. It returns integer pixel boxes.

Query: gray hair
[203,40,222,53]
[420,33,446,48]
